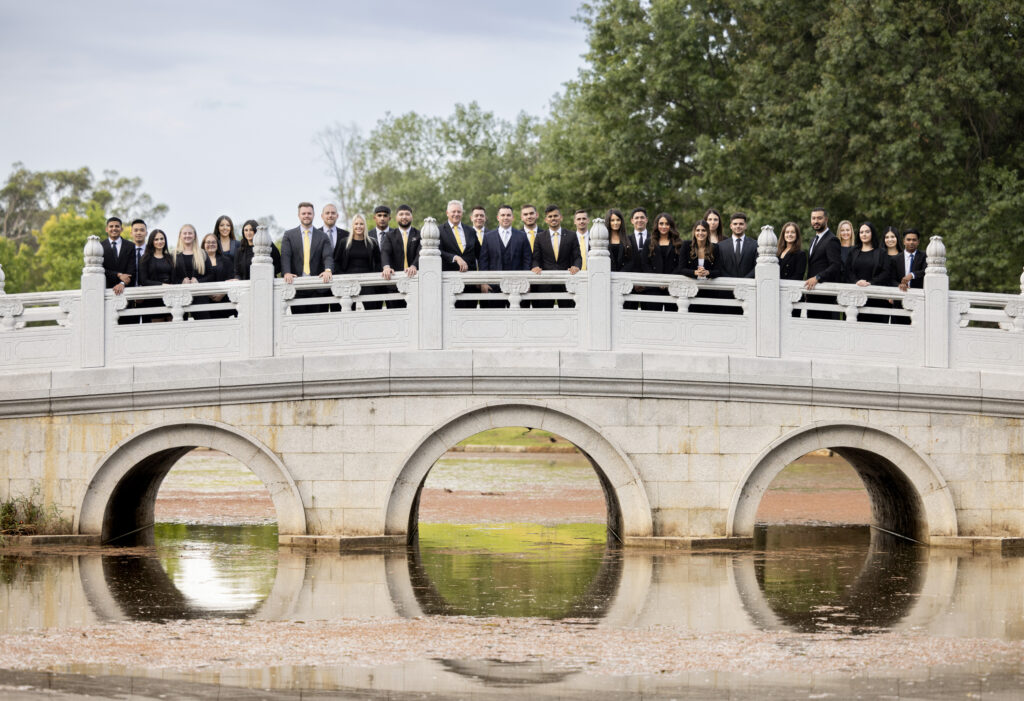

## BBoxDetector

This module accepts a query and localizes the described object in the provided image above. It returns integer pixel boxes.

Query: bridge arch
[78,419,306,544]
[384,401,654,540]
[728,422,958,542]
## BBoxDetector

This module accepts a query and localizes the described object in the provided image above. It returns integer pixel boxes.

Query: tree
[315,122,366,223]
[34,207,108,292]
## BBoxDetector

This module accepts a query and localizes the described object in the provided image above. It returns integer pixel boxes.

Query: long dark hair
[606,208,633,261]
[214,215,235,241]
[648,213,682,257]
[238,219,260,250]
[858,222,879,250]
[703,208,724,242]
[883,225,903,253]
[689,220,716,263]
[141,229,167,264]
[776,221,802,256]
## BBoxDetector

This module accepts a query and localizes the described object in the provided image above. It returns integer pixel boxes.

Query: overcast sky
[0,0,588,235]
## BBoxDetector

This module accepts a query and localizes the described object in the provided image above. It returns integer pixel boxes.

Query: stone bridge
[0,220,1022,549]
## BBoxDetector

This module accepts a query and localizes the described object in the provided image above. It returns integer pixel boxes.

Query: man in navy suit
[479,204,531,308]
[531,205,582,308]
[802,206,842,319]
[896,228,927,291]
[281,202,333,313]
[718,212,757,278]
[101,216,134,295]
[439,199,479,308]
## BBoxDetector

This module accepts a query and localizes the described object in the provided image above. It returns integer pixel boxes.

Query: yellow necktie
[302,229,311,275]
[579,234,587,270]
[453,224,464,253]
[552,231,559,262]
[402,231,409,269]
[528,230,536,251]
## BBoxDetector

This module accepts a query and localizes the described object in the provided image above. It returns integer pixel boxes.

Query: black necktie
[734,238,741,257]
[135,248,142,285]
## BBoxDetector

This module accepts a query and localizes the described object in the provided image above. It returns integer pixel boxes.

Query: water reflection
[749,525,927,634]
[409,523,620,618]
[1,525,1020,641]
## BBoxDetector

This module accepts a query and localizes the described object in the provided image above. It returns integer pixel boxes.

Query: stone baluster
[754,225,780,357]
[249,225,275,358]
[587,218,612,350]
[924,235,950,368]
[418,217,443,350]
[80,235,107,368]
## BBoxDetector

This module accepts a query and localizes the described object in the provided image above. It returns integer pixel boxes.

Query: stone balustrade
[1,219,1023,378]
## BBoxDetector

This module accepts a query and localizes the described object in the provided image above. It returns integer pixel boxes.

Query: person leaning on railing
[844,222,893,324]
[606,208,636,273]
[334,213,383,310]
[641,212,684,311]
[677,219,720,314]
[198,232,236,319]
[138,229,173,322]
[234,219,282,279]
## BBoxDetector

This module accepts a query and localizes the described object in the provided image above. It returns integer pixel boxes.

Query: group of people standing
[99,201,926,321]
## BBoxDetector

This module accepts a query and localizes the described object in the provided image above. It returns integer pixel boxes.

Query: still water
[1,523,1022,699]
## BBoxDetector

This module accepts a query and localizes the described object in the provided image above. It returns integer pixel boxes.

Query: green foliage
[33,207,108,292]
[0,164,166,292]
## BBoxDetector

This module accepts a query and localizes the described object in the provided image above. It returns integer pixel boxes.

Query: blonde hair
[837,220,854,246]
[346,214,375,250]
[175,224,205,276]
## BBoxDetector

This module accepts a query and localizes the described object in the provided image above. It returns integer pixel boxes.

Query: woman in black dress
[172,224,203,284]
[777,221,807,281]
[334,214,382,310]
[138,229,173,322]
[641,213,683,311]
[199,233,235,319]
[677,220,720,314]
[882,226,906,324]
[234,219,282,280]
[214,215,240,269]
[846,222,894,323]
[606,208,635,272]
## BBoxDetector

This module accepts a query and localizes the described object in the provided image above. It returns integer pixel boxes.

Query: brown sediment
[0,618,1019,676]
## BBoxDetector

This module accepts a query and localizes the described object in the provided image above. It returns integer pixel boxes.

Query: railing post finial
[253,225,273,263]
[926,235,947,276]
[83,235,105,275]
[757,225,778,264]
[420,217,441,257]
[588,218,609,258]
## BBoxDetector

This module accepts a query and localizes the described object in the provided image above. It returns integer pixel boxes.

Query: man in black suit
[897,228,927,291]
[121,219,149,324]
[281,201,333,313]
[380,204,421,309]
[718,212,757,278]
[531,204,582,308]
[573,209,590,271]
[370,205,393,245]
[101,216,134,295]
[803,206,842,319]
[439,199,479,308]
[479,204,531,307]
[630,208,649,273]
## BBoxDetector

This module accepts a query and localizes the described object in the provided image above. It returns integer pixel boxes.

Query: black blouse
[139,255,173,285]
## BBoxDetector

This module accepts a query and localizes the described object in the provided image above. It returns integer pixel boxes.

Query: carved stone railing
[2,224,1024,376]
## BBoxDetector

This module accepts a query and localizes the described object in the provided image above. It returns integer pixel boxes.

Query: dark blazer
[779,250,808,281]
[321,227,350,263]
[200,254,233,284]
[171,252,201,284]
[677,241,721,278]
[845,248,894,286]
[234,243,282,279]
[138,254,173,286]
[717,236,757,278]
[334,235,383,274]
[368,227,392,246]
[640,241,681,275]
[532,228,582,271]
[893,249,927,288]
[381,227,421,271]
[608,235,637,272]
[439,222,479,271]
[479,228,532,271]
[805,229,842,282]
[281,226,333,276]
[101,237,135,288]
